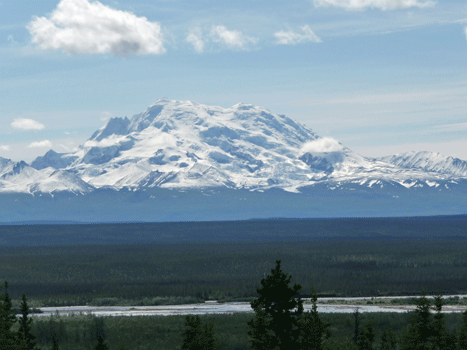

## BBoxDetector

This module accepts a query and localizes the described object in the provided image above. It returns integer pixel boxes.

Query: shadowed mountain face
[1,98,467,222]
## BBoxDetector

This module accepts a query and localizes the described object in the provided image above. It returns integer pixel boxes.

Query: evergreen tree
[94,334,110,350]
[248,307,277,350]
[432,294,446,350]
[298,292,330,350]
[353,308,361,346]
[380,329,397,350]
[248,260,303,350]
[51,332,59,350]
[324,337,358,350]
[18,294,37,350]
[89,316,106,345]
[401,293,432,350]
[117,343,128,350]
[357,321,375,350]
[459,310,467,350]
[431,294,456,350]
[0,281,18,350]
[180,315,219,350]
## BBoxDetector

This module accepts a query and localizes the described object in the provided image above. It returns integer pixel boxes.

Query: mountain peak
[4,99,467,196]
[378,151,467,177]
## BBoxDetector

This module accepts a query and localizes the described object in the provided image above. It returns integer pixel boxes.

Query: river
[31,295,467,318]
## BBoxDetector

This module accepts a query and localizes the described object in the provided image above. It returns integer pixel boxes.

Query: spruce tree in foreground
[0,281,18,350]
[431,294,456,350]
[248,260,303,350]
[18,294,38,350]
[94,334,110,350]
[51,332,59,350]
[248,307,276,350]
[298,292,330,350]
[353,308,361,346]
[459,310,467,350]
[357,321,375,350]
[180,315,219,350]
[401,293,432,350]
[380,329,397,350]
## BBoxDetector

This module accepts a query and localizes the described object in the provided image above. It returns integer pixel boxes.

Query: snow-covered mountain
[378,151,467,177]
[1,98,467,222]
[2,98,466,195]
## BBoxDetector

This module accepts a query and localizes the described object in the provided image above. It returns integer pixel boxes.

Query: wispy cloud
[27,140,53,149]
[435,122,467,133]
[210,25,257,50]
[11,118,45,130]
[28,0,165,56]
[185,25,257,52]
[0,145,10,151]
[465,27,467,40]
[313,0,436,10]
[275,25,322,45]
[186,29,205,53]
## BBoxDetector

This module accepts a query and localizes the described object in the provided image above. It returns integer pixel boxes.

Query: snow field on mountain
[1,98,467,195]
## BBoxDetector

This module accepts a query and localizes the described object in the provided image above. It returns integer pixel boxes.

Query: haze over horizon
[1,0,466,162]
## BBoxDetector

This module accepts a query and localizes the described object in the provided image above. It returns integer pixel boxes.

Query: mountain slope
[1,98,464,197]
[27,98,465,194]
[378,151,467,177]
[43,98,325,190]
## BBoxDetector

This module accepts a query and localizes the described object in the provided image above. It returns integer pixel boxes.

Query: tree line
[4,261,467,349]
[180,261,467,350]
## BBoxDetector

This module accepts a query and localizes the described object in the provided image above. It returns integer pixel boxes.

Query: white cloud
[313,0,435,10]
[28,140,53,148]
[83,134,129,148]
[275,25,322,45]
[465,27,467,40]
[28,0,165,56]
[11,118,45,130]
[186,30,205,53]
[302,137,343,153]
[211,25,256,50]
[0,145,10,151]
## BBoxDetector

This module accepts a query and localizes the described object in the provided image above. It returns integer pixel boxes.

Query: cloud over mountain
[28,0,165,56]
[302,137,343,153]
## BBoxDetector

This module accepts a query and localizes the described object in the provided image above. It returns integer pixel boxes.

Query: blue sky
[1,0,466,162]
